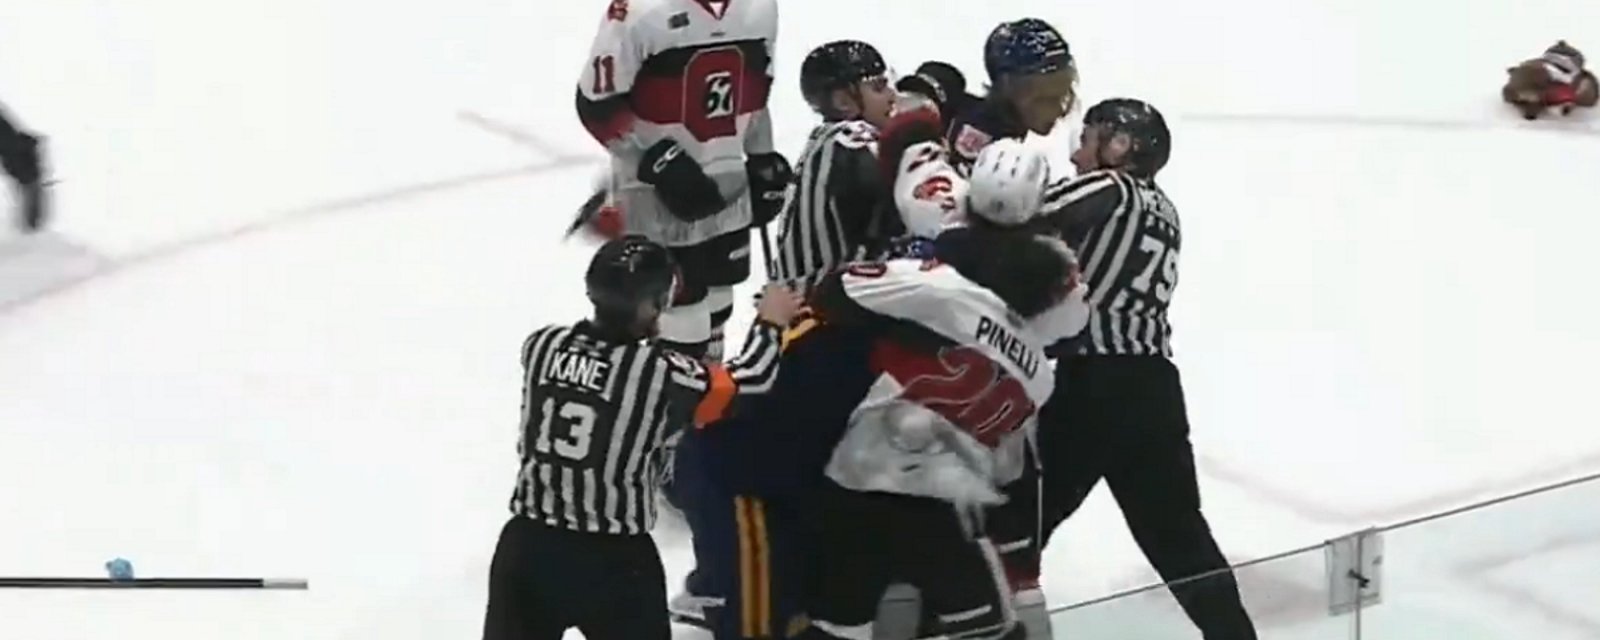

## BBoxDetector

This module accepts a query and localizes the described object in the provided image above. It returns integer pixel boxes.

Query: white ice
[2,0,1599,638]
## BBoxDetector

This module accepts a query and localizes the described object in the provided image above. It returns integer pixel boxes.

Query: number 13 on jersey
[528,395,608,467]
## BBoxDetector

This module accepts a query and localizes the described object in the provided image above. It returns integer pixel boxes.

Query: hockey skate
[667,571,720,631]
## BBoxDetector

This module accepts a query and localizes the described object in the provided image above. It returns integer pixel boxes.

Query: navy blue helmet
[983,18,1073,82]
[1083,98,1171,178]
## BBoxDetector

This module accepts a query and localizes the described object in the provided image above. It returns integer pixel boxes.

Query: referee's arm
[1038,170,1129,238]
[664,320,785,427]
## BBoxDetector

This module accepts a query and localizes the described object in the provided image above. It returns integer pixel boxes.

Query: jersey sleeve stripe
[726,322,782,393]
[1040,171,1122,215]
[693,364,738,427]
[574,89,637,146]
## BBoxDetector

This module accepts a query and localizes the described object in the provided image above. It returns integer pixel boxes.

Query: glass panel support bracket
[1325,527,1383,616]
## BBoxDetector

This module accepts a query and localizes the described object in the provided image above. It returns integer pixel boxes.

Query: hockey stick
[0,577,309,590]
[756,222,776,282]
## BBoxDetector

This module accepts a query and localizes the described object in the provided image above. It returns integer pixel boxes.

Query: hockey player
[793,228,1082,640]
[874,102,1075,639]
[770,39,898,294]
[572,0,792,361]
[943,18,1077,173]
[1,104,47,233]
[670,141,1087,640]
[1027,99,1258,640]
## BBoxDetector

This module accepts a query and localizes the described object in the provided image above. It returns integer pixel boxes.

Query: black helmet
[1082,98,1170,178]
[800,40,888,112]
[586,235,677,317]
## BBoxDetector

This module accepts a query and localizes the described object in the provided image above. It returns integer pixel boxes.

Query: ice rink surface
[2,0,1599,638]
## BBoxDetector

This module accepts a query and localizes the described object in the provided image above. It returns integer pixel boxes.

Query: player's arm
[574,5,650,163]
[1038,170,1131,239]
[664,320,784,427]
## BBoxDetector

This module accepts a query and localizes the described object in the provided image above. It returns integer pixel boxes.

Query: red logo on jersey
[606,0,628,21]
[953,124,993,160]
[872,342,1035,446]
[912,175,957,211]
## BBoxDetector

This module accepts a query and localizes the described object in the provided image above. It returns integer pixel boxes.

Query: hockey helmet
[967,138,1052,227]
[800,40,889,110]
[983,18,1073,82]
[1082,98,1171,178]
[586,235,678,317]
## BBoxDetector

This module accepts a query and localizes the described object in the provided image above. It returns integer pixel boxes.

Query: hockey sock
[658,293,712,359]
[873,583,922,639]
[1010,588,1053,640]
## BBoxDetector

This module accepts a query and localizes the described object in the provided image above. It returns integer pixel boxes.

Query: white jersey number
[533,398,599,462]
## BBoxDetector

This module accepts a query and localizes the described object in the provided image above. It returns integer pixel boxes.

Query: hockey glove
[745,152,792,226]
[638,138,727,222]
[3,133,47,233]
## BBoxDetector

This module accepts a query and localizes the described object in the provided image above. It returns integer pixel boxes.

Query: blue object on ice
[105,557,135,581]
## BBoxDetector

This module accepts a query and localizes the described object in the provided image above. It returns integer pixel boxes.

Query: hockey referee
[482,235,802,640]
[1028,99,1258,639]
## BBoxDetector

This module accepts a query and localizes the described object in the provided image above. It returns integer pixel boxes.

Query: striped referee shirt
[1040,169,1180,357]
[772,120,886,294]
[510,319,783,535]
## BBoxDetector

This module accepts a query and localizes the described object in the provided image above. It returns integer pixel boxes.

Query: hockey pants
[1024,355,1258,640]
[673,424,810,638]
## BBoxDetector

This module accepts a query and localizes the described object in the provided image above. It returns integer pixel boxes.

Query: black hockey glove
[638,138,727,222]
[2,133,47,233]
[745,152,792,227]
[0,131,41,185]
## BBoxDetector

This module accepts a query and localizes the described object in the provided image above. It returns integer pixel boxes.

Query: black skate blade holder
[0,576,309,590]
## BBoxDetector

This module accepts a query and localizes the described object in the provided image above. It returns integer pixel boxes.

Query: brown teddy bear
[1503,40,1599,120]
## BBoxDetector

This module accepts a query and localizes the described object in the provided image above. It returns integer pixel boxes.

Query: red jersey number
[875,343,1034,447]
[683,46,745,142]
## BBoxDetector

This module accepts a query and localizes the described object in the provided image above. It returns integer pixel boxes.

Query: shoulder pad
[830,120,879,149]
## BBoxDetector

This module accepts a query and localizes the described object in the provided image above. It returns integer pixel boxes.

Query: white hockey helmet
[966,138,1051,227]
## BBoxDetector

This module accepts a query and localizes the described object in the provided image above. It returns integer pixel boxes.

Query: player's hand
[638,139,728,222]
[754,283,804,327]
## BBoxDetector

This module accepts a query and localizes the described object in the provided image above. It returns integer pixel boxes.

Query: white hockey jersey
[823,260,1061,506]
[892,142,969,238]
[575,0,778,247]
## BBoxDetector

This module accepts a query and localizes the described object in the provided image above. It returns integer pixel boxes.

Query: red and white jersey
[576,0,778,246]
[892,140,970,237]
[821,260,1056,506]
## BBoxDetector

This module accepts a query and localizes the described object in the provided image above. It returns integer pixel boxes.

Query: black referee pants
[1033,355,1256,640]
[482,516,669,640]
